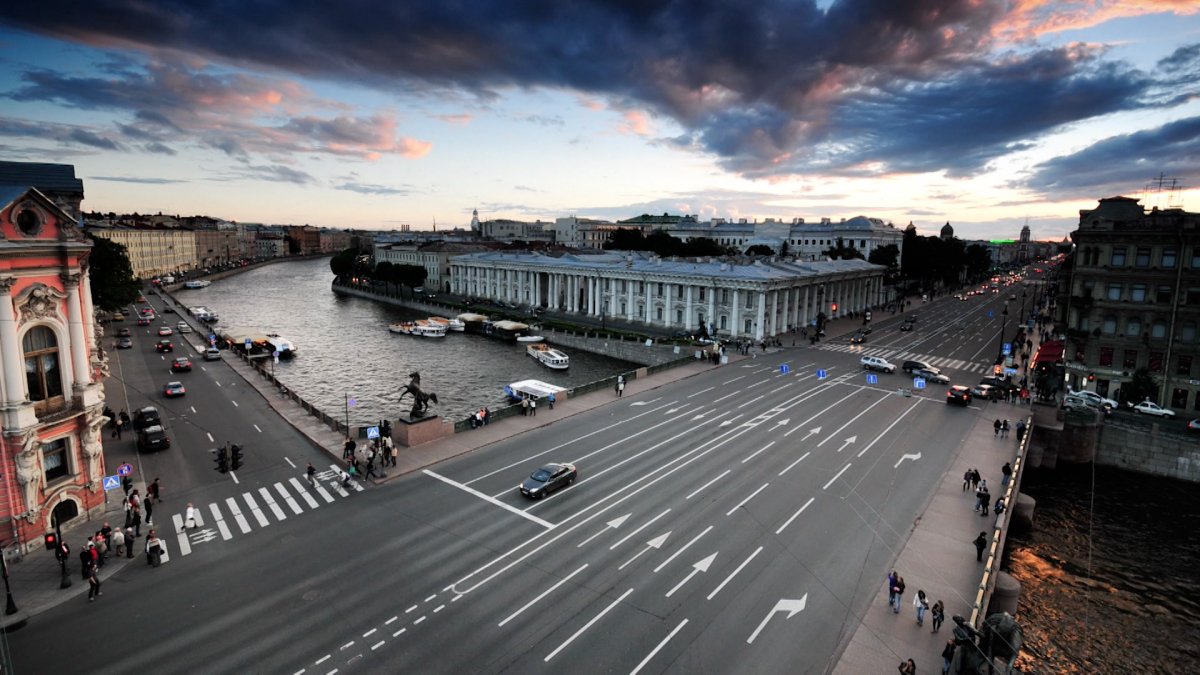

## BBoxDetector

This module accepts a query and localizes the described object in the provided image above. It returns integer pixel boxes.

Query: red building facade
[0,186,107,554]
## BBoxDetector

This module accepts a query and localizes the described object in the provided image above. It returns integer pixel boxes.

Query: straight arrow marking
[747,595,808,644]
[654,525,713,573]
[577,514,631,548]
[836,436,857,452]
[630,397,663,407]
[619,532,671,570]
[665,552,717,597]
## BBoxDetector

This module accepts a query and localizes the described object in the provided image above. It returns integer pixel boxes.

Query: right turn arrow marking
[747,595,808,644]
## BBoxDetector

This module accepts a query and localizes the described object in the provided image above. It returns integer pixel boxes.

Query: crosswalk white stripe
[289,477,322,508]
[225,497,252,534]
[330,464,365,491]
[329,480,349,498]
[155,539,170,564]
[275,482,304,515]
[177,532,192,556]
[258,487,288,520]
[172,513,184,534]
[314,483,335,503]
[208,503,233,540]
[243,492,271,527]
[193,509,205,528]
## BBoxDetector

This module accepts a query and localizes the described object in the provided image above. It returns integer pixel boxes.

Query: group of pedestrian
[471,408,491,428]
[992,419,1011,438]
[107,407,130,440]
[520,396,538,416]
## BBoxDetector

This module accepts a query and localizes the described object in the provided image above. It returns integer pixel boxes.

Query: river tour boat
[184,280,211,289]
[526,343,569,370]
[504,379,565,402]
[265,334,297,358]
[491,320,530,341]
[458,313,491,335]
[516,335,543,343]
[389,321,447,337]
[427,316,465,332]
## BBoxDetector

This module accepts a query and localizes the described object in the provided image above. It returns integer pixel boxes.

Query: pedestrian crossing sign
[780,365,790,374]
[816,369,827,379]
[914,378,926,389]
[103,475,120,491]
[366,426,380,439]
[866,374,878,384]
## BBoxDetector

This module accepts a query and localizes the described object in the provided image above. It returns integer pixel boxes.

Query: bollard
[987,571,1021,616]
[1012,493,1036,529]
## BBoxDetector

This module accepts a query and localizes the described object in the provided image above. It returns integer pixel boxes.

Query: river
[172,258,637,424]
[1003,464,1200,674]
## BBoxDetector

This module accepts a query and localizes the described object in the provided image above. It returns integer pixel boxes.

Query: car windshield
[530,469,553,482]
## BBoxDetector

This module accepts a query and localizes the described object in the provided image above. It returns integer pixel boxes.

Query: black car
[163,306,175,313]
[137,425,171,452]
[156,339,173,353]
[899,323,913,332]
[116,328,132,337]
[903,360,935,374]
[979,376,1014,392]
[946,385,972,406]
[171,357,192,373]
[116,338,133,349]
[915,367,950,384]
[850,332,866,344]
[519,463,577,499]
[132,406,162,431]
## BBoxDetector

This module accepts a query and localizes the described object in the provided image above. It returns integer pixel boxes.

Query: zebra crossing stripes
[225,497,253,534]
[289,477,322,508]
[819,343,989,374]
[209,503,233,540]
[243,492,272,527]
[258,487,289,520]
[275,482,305,515]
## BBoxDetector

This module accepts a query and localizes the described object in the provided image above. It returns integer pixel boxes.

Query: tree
[86,234,141,311]
[680,237,734,257]
[603,228,646,251]
[964,244,992,282]
[746,244,775,256]
[394,264,428,297]
[374,261,394,292]
[868,244,901,286]
[821,237,864,260]
[1124,368,1159,405]
[330,249,356,279]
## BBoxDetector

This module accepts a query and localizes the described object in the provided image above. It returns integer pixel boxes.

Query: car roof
[166,381,183,387]
[138,406,158,414]
[142,425,165,433]
[951,385,970,391]
[538,463,565,472]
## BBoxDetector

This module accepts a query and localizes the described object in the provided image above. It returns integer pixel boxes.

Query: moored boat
[428,316,465,332]
[491,320,529,341]
[527,343,569,370]
[516,335,543,343]
[389,321,447,337]
[184,280,211,289]
[505,379,565,402]
[458,313,491,334]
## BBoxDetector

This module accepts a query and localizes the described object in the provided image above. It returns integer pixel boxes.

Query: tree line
[330,248,429,297]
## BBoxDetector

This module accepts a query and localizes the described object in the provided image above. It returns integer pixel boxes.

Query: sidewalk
[830,406,1030,675]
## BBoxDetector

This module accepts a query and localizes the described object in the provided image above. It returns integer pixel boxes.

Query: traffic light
[44,532,57,551]
[1087,374,1095,382]
[214,446,229,473]
[230,444,244,471]
[831,302,839,312]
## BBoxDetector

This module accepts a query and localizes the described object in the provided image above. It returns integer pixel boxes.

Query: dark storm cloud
[1023,115,1200,197]
[0,0,1186,176]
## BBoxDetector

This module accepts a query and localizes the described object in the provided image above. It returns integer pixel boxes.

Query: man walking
[530,399,537,417]
[144,496,154,526]
[148,477,162,503]
[185,503,198,530]
[962,469,972,491]
[306,462,317,486]
[973,532,988,562]
[343,437,357,462]
[979,489,991,516]
[87,566,102,602]
[1001,462,1012,486]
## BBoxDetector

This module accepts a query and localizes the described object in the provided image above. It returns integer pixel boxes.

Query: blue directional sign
[816,369,827,379]
[914,378,927,389]
[102,475,120,491]
[1005,367,1019,375]
[209,334,216,341]
[366,426,380,439]
[987,311,994,317]
[245,338,252,347]
[117,462,133,476]
[348,397,358,407]
[780,364,790,374]
[1002,343,1012,355]
[866,373,878,384]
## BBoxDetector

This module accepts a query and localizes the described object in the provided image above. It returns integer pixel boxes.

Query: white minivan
[860,356,896,373]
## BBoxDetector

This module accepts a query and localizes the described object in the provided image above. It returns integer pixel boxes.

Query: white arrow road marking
[630,619,689,675]
[630,398,663,407]
[665,552,717,597]
[578,514,631,548]
[719,415,743,427]
[498,564,588,627]
[619,532,671,570]
[654,525,713,572]
[893,452,922,468]
[610,509,671,550]
[775,418,790,427]
[544,588,634,662]
[836,436,857,452]
[666,406,685,414]
[708,546,763,600]
[800,427,822,441]
[747,595,808,644]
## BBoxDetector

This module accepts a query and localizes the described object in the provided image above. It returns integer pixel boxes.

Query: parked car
[176,322,192,333]
[132,406,161,431]
[519,463,577,499]
[946,385,972,406]
[136,425,171,452]
[971,384,997,400]
[860,356,896,373]
[1071,390,1118,410]
[1062,394,1098,413]
[1133,401,1175,418]
[204,347,222,361]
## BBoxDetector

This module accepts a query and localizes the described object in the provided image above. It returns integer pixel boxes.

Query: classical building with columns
[450,251,884,340]
[0,185,108,555]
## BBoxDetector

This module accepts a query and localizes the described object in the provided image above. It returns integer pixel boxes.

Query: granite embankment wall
[1096,423,1200,483]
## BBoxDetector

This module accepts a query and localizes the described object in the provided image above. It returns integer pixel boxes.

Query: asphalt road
[8,280,1038,675]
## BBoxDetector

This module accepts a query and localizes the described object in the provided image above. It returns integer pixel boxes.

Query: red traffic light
[1087,374,1095,382]
[44,532,57,550]
[831,303,839,311]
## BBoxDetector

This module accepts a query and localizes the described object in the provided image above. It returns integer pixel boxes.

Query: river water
[1002,464,1200,674]
[173,258,636,424]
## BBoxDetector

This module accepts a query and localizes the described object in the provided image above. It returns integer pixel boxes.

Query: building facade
[0,162,85,222]
[1061,196,1200,411]
[668,215,904,261]
[289,226,322,255]
[450,251,884,340]
[255,234,288,259]
[375,241,497,292]
[85,224,198,278]
[0,185,108,554]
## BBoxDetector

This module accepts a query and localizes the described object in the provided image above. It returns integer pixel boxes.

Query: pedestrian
[1001,462,1012,486]
[898,658,916,675]
[87,566,102,602]
[306,462,317,486]
[887,570,898,607]
[365,456,378,479]
[931,600,945,633]
[962,469,972,491]
[1016,421,1026,442]
[521,397,529,416]
[79,542,93,580]
[548,393,555,410]
[388,439,398,467]
[144,496,154,526]
[121,475,133,496]
[341,471,353,491]
[149,477,162,503]
[343,437,356,461]
[973,532,988,562]
[941,639,955,674]
[993,419,1001,436]
[914,590,928,626]
[112,527,126,557]
[185,503,198,530]
[131,505,142,538]
[145,530,162,567]
[124,528,135,557]
[975,482,988,512]
[112,415,123,440]
[93,533,107,567]
[980,489,991,516]
[129,489,141,511]
[994,497,1007,516]
[530,398,537,417]
[893,576,905,613]
[101,522,113,550]
[970,469,981,490]
[120,409,130,429]
[1001,419,1010,438]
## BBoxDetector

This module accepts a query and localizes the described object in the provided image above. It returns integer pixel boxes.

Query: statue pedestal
[394,415,453,447]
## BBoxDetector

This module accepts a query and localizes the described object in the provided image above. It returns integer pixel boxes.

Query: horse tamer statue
[399,371,439,417]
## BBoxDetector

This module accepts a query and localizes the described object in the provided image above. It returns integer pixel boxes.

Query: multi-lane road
[10,283,1034,674]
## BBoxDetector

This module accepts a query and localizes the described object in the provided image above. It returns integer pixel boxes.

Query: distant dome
[940,222,954,237]
[904,222,916,235]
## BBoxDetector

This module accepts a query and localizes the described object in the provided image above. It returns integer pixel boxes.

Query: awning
[1034,340,1064,364]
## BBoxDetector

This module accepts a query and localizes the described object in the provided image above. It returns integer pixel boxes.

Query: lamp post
[995,304,1010,365]
[1022,288,1028,321]
[53,514,71,589]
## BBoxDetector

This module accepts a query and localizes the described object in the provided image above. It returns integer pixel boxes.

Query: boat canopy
[457,313,488,322]
[220,327,272,345]
[505,379,565,401]
[493,320,529,331]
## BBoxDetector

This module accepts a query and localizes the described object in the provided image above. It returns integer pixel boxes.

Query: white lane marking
[778,452,811,476]
[258,487,288,521]
[433,605,445,613]
[687,387,714,399]
[363,629,376,638]
[544,588,634,662]
[425,595,436,603]
[816,395,890,446]
[209,503,232,540]
[315,655,330,665]
[857,399,922,457]
[393,628,406,638]
[284,456,296,468]
[707,546,763,600]
[225,497,252,534]
[609,509,670,550]
[736,395,765,409]
[172,514,184,534]
[498,564,589,627]
[340,641,354,650]
[275,483,304,515]
[775,497,815,535]
[385,617,398,625]
[314,484,335,503]
[686,471,731,500]
[577,514,631,548]
[665,554,716,598]
[654,526,713,573]
[230,471,240,485]
[741,441,775,464]
[823,463,852,490]
[190,406,196,413]
[770,382,794,393]
[371,641,385,651]
[618,532,670,570]
[231,400,239,407]
[405,605,417,613]
[206,432,214,443]
[177,531,192,556]
[726,483,770,516]
[783,388,860,436]
[413,616,426,625]
[722,376,745,385]
[424,470,554,529]
[712,390,741,403]
[630,619,689,675]
[289,477,321,508]
[254,424,262,432]
[215,381,221,387]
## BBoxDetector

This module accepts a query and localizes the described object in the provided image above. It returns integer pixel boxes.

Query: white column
[81,269,96,355]
[627,280,635,320]
[708,286,716,334]
[590,277,598,315]
[64,275,90,386]
[685,285,694,331]
[0,281,25,405]
[731,288,740,338]
[771,289,780,336]
[756,290,766,340]
[802,285,810,327]
[665,283,673,327]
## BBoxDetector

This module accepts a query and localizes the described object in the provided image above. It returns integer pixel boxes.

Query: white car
[1133,401,1175,418]
[861,356,896,373]
[1073,390,1118,409]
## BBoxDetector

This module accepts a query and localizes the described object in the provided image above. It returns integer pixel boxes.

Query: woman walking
[913,590,928,626]
[931,600,945,633]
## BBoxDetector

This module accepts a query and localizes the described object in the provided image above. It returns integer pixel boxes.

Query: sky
[0,1,1198,241]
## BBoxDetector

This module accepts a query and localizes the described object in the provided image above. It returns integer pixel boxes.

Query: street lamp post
[1022,288,1028,321]
[996,304,1010,365]
[54,514,71,589]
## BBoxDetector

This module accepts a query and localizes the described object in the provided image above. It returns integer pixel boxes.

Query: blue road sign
[866,373,878,384]
[102,475,120,491]
[780,364,790,374]
[987,311,994,317]
[245,338,252,347]
[273,350,280,358]
[816,369,827,379]
[209,334,216,341]
[117,463,133,476]
[1005,367,1019,375]
[366,426,380,439]
[914,378,926,389]
[348,397,358,407]
[1002,343,1012,355]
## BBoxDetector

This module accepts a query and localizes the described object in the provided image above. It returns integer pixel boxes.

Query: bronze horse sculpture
[399,371,439,417]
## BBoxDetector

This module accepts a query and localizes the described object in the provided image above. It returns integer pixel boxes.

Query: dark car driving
[116,338,133,349]
[132,406,162,431]
[156,339,173,353]
[902,360,934,374]
[136,425,171,452]
[171,357,192,373]
[946,385,972,406]
[115,328,132,337]
[519,463,577,499]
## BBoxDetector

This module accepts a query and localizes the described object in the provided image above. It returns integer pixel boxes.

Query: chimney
[720,262,728,272]
[656,257,662,267]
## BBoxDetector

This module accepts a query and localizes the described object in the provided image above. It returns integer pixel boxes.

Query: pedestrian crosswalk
[817,343,991,374]
[163,464,364,564]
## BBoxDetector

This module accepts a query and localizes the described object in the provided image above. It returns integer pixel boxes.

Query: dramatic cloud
[0,116,122,151]
[223,164,315,185]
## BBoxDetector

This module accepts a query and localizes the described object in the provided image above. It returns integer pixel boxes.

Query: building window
[656,306,663,320]
[23,326,64,405]
[1079,316,1090,331]
[1188,287,1200,305]
[657,283,663,297]
[1149,352,1163,373]
[676,309,683,323]
[620,301,626,315]
[720,315,728,330]
[1162,248,1177,268]
[1152,319,1168,339]
[1127,317,1142,337]
[638,303,645,318]
[1157,285,1173,303]
[1192,249,1200,268]
[1132,284,1147,302]
[744,318,753,334]
[698,312,705,326]
[1099,347,1114,367]
[638,282,644,294]
[1106,283,1122,301]
[1123,350,1138,369]
[1111,246,1126,266]
[43,438,68,483]
[676,285,683,299]
[1135,248,1151,267]
[722,289,729,303]
[1102,315,1117,334]
[699,288,706,302]
[1183,323,1198,342]
[1082,280,1095,297]
[860,240,866,248]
